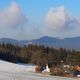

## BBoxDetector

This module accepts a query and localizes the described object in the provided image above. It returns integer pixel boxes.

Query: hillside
[0,36,80,50]
[0,60,79,80]
[30,36,80,50]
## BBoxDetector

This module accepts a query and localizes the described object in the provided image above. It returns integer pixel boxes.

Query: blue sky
[1,0,80,15]
[0,0,80,40]
[1,0,80,19]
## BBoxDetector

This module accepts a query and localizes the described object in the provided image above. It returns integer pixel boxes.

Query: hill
[0,60,79,80]
[0,36,80,50]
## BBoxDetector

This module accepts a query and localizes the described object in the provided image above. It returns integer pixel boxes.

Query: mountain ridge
[0,36,80,50]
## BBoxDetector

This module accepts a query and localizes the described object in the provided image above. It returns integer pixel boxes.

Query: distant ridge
[0,38,28,46]
[0,36,80,50]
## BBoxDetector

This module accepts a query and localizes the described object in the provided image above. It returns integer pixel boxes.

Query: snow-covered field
[0,60,79,80]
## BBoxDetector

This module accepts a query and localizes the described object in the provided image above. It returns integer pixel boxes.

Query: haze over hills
[30,36,80,50]
[0,38,28,46]
[0,36,80,50]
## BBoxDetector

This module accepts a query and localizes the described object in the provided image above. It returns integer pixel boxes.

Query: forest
[0,43,80,66]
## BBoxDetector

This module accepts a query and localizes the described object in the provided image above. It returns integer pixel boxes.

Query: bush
[50,66,64,76]
[35,65,42,73]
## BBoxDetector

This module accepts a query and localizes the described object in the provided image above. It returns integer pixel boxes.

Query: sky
[0,0,80,40]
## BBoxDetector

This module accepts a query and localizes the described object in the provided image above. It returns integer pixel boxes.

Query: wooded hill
[0,43,80,66]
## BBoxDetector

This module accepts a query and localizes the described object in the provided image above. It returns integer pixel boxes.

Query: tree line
[0,43,80,66]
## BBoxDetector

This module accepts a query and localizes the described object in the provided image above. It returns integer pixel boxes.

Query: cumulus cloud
[45,6,80,31]
[0,1,27,28]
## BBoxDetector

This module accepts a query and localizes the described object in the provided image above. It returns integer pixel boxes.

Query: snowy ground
[0,60,79,80]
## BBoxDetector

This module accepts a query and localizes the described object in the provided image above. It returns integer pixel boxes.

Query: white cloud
[43,5,80,38]
[0,1,27,28]
[45,6,80,31]
[0,3,80,40]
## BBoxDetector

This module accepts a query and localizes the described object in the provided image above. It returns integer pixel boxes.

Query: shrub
[50,66,64,76]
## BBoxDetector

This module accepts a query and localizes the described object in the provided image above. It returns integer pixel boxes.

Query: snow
[77,75,80,77]
[0,60,35,73]
[0,60,79,80]
[42,64,50,73]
